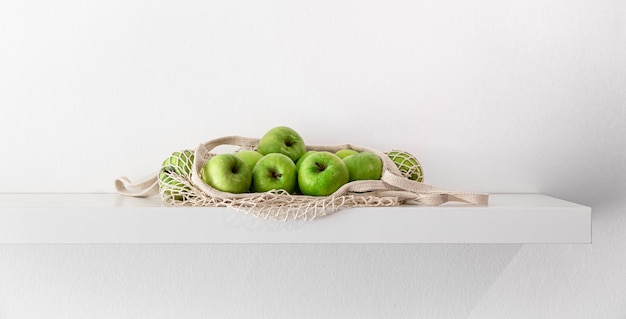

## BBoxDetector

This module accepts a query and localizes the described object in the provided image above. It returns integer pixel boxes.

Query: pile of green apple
[199,126,385,196]
[159,126,423,198]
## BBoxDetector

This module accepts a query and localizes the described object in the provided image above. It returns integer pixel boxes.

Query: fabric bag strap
[114,174,159,197]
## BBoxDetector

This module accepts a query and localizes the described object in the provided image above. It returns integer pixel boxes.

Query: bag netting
[115,136,488,221]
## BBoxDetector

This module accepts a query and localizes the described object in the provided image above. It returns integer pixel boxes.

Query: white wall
[1,0,625,318]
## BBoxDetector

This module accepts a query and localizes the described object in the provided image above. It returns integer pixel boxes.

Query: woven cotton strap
[114,174,159,197]
[381,171,489,206]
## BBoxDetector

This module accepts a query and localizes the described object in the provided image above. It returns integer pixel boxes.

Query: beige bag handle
[114,174,159,197]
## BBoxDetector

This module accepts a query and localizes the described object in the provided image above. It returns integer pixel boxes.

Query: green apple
[335,149,358,159]
[342,151,383,181]
[161,150,194,176]
[201,154,252,194]
[159,150,194,200]
[295,150,317,171]
[385,150,424,182]
[234,149,263,172]
[251,153,297,193]
[256,126,306,162]
[159,167,188,200]
[298,151,349,196]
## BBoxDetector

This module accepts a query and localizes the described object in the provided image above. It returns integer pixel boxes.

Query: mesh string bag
[115,135,488,221]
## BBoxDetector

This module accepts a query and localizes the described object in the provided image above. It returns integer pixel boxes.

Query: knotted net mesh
[384,150,424,183]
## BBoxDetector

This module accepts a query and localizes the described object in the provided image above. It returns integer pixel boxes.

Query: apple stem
[315,162,326,172]
[270,170,282,178]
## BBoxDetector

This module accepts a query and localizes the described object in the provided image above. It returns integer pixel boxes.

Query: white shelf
[0,193,591,244]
